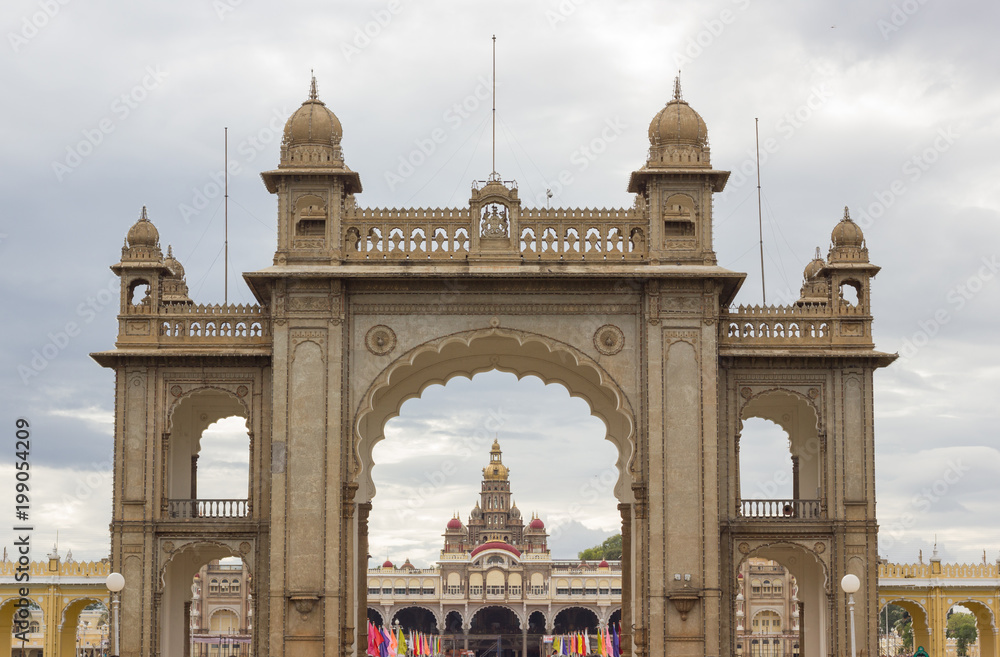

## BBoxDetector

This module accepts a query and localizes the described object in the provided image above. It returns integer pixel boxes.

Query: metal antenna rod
[755,117,766,305]
[224,126,229,305]
[492,34,496,176]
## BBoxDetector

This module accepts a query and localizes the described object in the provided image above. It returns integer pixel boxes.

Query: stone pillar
[357,502,372,657]
[522,627,527,657]
[618,502,632,657]
[190,454,198,499]
[183,601,191,657]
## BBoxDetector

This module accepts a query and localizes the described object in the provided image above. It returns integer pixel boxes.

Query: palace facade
[366,441,622,656]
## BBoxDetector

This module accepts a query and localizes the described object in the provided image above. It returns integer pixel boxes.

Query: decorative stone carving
[170,385,183,397]
[594,324,625,355]
[289,595,320,615]
[236,385,249,398]
[365,325,396,355]
[239,541,252,554]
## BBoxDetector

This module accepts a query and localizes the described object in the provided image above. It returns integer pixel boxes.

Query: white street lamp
[841,574,861,657]
[106,572,126,657]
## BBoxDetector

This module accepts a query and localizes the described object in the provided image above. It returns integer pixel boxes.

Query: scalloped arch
[166,386,250,435]
[353,327,636,503]
[469,604,523,628]
[389,604,440,626]
[740,387,821,435]
[158,540,250,590]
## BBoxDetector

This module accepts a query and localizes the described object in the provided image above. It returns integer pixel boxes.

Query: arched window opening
[739,390,823,520]
[163,551,250,657]
[129,279,151,306]
[839,280,861,307]
[739,418,793,502]
[166,389,249,520]
[735,551,820,657]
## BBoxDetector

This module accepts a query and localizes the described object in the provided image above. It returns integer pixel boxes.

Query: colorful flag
[368,621,378,657]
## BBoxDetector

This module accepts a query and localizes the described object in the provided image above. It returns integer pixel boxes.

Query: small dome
[599,559,609,568]
[164,245,185,278]
[127,206,159,248]
[648,78,708,148]
[382,559,393,568]
[471,504,483,519]
[280,75,343,167]
[529,517,545,530]
[832,206,864,248]
[509,504,521,518]
[447,517,463,530]
[736,592,744,601]
[803,247,824,280]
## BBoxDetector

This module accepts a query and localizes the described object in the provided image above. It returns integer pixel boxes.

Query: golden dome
[648,78,708,148]
[831,207,865,248]
[127,206,159,248]
[483,439,509,480]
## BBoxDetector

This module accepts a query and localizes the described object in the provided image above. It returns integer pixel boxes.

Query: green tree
[947,612,978,657]
[578,534,622,560]
[896,617,913,653]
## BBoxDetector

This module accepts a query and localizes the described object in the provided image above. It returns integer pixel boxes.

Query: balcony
[738,499,823,520]
[167,499,251,519]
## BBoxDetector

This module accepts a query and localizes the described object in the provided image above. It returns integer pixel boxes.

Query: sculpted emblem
[365,325,397,356]
[594,325,624,356]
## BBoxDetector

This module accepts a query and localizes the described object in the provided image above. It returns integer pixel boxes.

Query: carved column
[792,455,800,501]
[190,454,199,499]
[183,601,191,657]
[734,432,741,515]
[356,501,372,657]
[619,502,633,657]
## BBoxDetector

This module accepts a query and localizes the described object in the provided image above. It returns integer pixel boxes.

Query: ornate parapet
[340,204,648,262]
[115,302,271,349]
[720,302,873,350]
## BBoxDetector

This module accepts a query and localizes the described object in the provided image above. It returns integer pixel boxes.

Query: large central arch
[353,327,637,505]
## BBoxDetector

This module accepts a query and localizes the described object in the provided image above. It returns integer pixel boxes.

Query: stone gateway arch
[93,76,894,656]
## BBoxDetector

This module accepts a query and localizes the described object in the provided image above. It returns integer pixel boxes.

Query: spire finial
[309,71,318,101]
[673,72,682,101]
[167,245,173,258]
[814,246,822,260]
[843,205,852,222]
[140,205,148,222]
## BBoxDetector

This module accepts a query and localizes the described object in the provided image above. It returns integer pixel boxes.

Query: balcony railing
[738,499,823,520]
[167,499,251,519]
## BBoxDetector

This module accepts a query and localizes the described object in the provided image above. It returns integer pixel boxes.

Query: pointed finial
[843,206,852,222]
[167,245,173,258]
[673,72,682,101]
[814,246,822,260]
[140,205,149,222]
[309,71,318,101]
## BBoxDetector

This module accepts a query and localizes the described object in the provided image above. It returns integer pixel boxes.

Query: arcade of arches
[95,74,897,656]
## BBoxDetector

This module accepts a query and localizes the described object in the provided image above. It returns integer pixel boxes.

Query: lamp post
[840,574,861,657]
[106,572,125,657]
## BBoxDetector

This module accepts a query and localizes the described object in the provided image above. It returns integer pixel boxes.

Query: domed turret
[446,516,463,530]
[831,206,865,248]
[382,559,394,569]
[278,75,346,169]
[803,247,825,280]
[127,206,160,249]
[828,206,870,264]
[648,78,708,148]
[161,245,192,305]
[644,76,711,169]
[483,439,509,481]
[528,516,545,531]
[163,245,185,279]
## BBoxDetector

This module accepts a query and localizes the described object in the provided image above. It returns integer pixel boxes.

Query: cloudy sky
[2,0,998,570]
